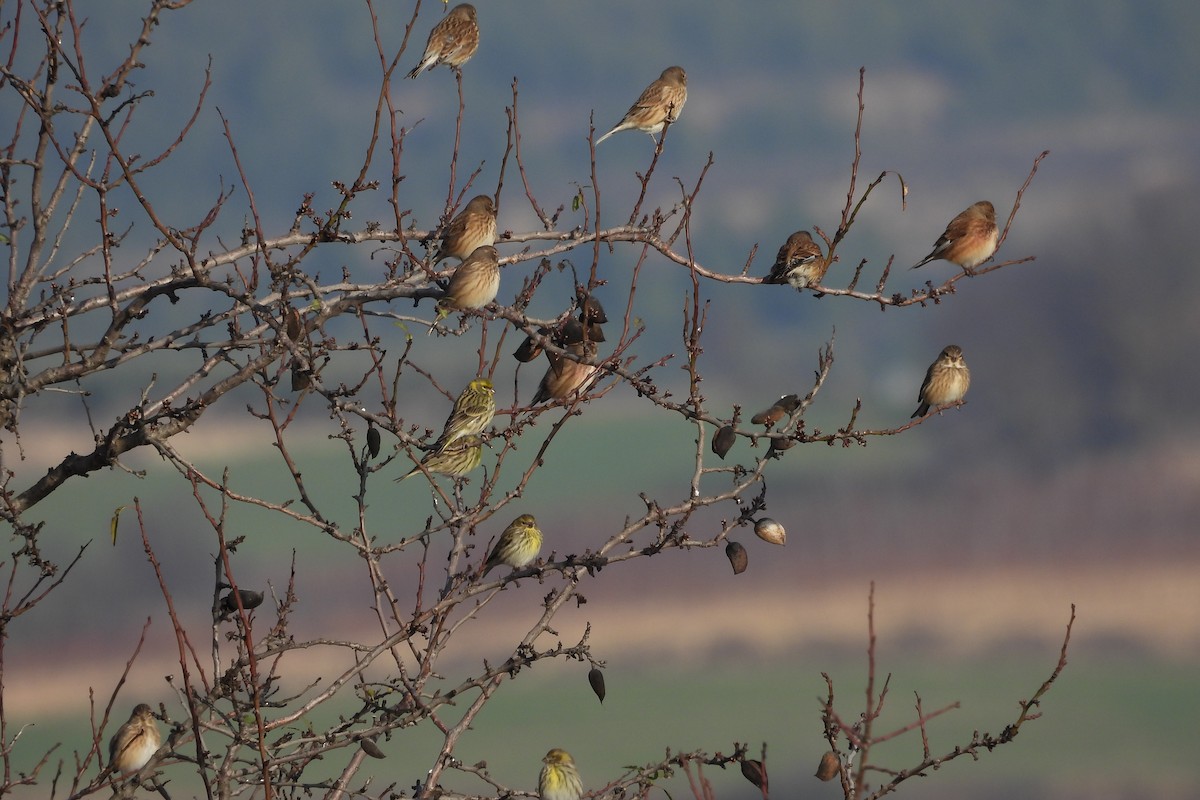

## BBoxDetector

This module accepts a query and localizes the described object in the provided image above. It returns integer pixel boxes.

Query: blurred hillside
[4,1,1200,798]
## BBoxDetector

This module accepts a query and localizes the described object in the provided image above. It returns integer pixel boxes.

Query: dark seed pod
[767,435,796,455]
[711,425,736,459]
[740,759,767,792]
[291,361,311,392]
[774,393,801,413]
[367,426,382,459]
[754,518,786,546]
[582,321,606,343]
[219,589,265,619]
[558,317,586,346]
[513,330,547,363]
[285,307,303,341]
[577,291,609,324]
[587,667,606,704]
[360,738,387,759]
[815,751,839,781]
[725,541,748,574]
[750,404,786,427]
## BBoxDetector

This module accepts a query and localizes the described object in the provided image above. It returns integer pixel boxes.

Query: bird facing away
[109,704,161,776]
[406,4,480,79]
[435,245,501,320]
[434,378,496,451]
[596,66,688,145]
[539,748,584,800]
[911,345,971,418]
[532,341,599,405]
[764,230,826,289]
[482,514,543,576]
[433,195,497,264]
[911,201,998,271]
[397,434,484,482]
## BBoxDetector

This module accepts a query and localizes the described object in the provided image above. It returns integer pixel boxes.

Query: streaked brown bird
[911,345,971,418]
[532,341,599,405]
[406,3,480,79]
[433,195,497,264]
[109,704,160,776]
[596,66,688,145]
[764,230,826,288]
[435,245,501,321]
[397,434,484,482]
[911,201,998,271]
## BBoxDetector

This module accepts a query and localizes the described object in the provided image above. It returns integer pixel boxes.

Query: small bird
[397,434,484,482]
[108,704,161,776]
[911,345,971,418]
[435,245,501,321]
[539,748,584,800]
[406,3,480,79]
[596,66,688,145]
[434,378,496,450]
[911,201,998,272]
[481,514,543,576]
[764,230,826,289]
[433,195,497,264]
[532,341,599,405]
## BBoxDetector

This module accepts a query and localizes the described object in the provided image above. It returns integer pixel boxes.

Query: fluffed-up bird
[481,514,543,576]
[764,230,826,289]
[911,345,971,418]
[911,201,998,271]
[433,195,497,264]
[539,748,584,800]
[397,434,484,482]
[434,378,496,450]
[109,704,161,776]
[596,66,687,145]
[435,245,501,321]
[406,3,480,79]
[532,341,599,405]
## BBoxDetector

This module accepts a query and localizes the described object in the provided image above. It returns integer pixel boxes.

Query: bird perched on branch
[435,245,501,321]
[539,748,584,800]
[397,434,484,482]
[911,345,971,418]
[109,704,160,776]
[433,378,495,450]
[407,4,480,79]
[433,195,496,264]
[532,341,600,405]
[911,201,998,272]
[764,230,826,289]
[481,514,543,577]
[596,66,688,145]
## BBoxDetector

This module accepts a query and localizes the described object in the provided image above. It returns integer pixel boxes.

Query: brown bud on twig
[366,426,382,459]
[754,518,786,546]
[360,738,387,759]
[711,425,736,459]
[587,667,606,703]
[726,541,748,574]
[815,751,839,781]
[740,759,767,792]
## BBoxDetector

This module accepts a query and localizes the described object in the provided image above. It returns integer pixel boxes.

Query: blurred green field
[11,653,1198,799]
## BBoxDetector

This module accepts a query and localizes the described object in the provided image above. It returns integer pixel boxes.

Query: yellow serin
[482,514,543,576]
[539,748,583,800]
[435,378,495,450]
[397,435,483,482]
